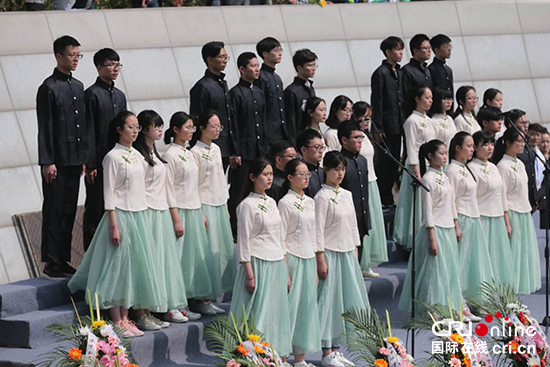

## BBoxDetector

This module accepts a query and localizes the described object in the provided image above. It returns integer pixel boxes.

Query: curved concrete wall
[0,0,549,283]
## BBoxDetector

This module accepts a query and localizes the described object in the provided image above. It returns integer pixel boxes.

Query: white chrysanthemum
[527,357,539,366]
[79,326,91,336]
[99,324,113,337]
[506,303,520,310]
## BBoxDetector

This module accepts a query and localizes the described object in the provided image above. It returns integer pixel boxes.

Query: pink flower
[449,357,461,367]
[108,335,119,345]
[379,348,391,356]
[226,359,241,367]
[100,355,113,367]
[262,358,276,367]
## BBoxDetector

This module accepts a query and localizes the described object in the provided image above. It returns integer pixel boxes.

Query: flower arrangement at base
[341,308,414,367]
[35,290,137,367]
[204,305,283,367]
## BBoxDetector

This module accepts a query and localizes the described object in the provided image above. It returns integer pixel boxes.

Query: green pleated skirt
[398,226,463,314]
[508,210,541,295]
[230,257,292,357]
[202,204,237,293]
[361,181,389,269]
[145,209,187,310]
[287,254,322,355]
[393,167,422,250]
[457,214,494,301]
[480,215,517,292]
[318,249,370,349]
[177,208,216,300]
[68,209,166,312]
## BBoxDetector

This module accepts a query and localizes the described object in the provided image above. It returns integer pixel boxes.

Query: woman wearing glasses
[454,86,481,134]
[324,95,353,152]
[278,159,321,367]
[352,101,388,278]
[190,109,237,313]
[431,88,457,151]
[163,112,216,319]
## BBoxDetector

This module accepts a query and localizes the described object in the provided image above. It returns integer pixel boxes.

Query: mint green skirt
[287,254,322,355]
[457,214,494,302]
[398,226,463,313]
[230,257,292,357]
[145,209,187,310]
[508,210,541,295]
[361,181,388,269]
[393,167,422,250]
[177,208,215,300]
[202,204,237,293]
[480,215,517,292]
[68,209,166,312]
[318,249,370,349]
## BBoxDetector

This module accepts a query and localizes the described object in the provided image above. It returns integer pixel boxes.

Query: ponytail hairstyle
[190,109,218,148]
[406,85,431,116]
[491,127,522,165]
[281,158,307,196]
[453,85,476,119]
[482,88,502,108]
[322,151,347,183]
[301,97,325,131]
[134,110,167,166]
[107,111,136,152]
[418,139,445,176]
[239,157,272,207]
[472,130,495,159]
[326,95,353,129]
[449,131,477,181]
[164,111,194,145]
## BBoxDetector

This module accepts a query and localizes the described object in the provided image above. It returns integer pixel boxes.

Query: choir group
[36,32,543,367]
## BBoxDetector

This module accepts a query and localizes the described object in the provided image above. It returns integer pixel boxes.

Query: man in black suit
[266,140,299,203]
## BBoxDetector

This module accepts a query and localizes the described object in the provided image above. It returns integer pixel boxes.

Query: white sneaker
[362,268,380,278]
[209,303,226,314]
[163,309,188,323]
[335,352,355,367]
[295,362,316,367]
[182,307,202,321]
[148,314,170,328]
[321,352,345,367]
[136,314,161,331]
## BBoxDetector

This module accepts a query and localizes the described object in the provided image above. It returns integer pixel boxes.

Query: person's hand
[175,0,183,5]
[374,132,385,144]
[203,215,209,231]
[317,259,328,280]
[85,168,98,184]
[506,222,512,238]
[429,239,438,256]
[413,165,421,180]
[246,277,255,294]
[455,227,462,242]
[42,164,57,184]
[173,221,184,238]
[80,164,86,177]
[230,156,242,169]
[110,225,121,245]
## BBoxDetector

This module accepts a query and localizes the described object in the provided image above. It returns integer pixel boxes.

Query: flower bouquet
[35,290,136,367]
[341,308,415,367]
[204,306,283,367]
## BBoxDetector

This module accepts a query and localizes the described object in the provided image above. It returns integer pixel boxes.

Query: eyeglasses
[307,145,326,152]
[127,125,142,132]
[185,126,197,132]
[466,96,479,102]
[519,119,531,125]
[418,46,431,51]
[102,63,123,70]
[349,135,365,141]
[146,124,164,130]
[356,117,371,123]
[273,47,284,53]
[209,125,224,132]
[441,44,453,50]
[293,172,312,178]
[216,55,230,61]
[279,154,300,159]
[64,53,83,60]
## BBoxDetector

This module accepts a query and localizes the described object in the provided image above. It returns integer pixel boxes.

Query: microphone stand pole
[507,119,550,326]
[368,124,430,357]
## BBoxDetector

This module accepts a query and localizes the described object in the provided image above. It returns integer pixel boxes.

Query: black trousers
[375,134,402,206]
[83,170,104,251]
[41,165,81,264]
[227,161,250,238]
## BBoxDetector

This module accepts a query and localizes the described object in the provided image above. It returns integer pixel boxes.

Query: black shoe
[43,263,65,279]
[57,262,76,275]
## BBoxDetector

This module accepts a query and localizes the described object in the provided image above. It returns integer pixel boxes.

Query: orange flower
[463,357,471,367]
[68,348,83,361]
[374,359,388,367]
[450,333,464,344]
[260,341,270,348]
[236,344,248,356]
[508,340,520,353]
[127,364,139,367]
[254,346,266,354]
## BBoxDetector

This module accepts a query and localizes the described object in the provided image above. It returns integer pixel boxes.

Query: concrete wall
[0,1,549,283]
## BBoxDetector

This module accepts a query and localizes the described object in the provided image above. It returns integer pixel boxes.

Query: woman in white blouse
[163,112,217,319]
[394,86,436,250]
[68,111,164,338]
[446,132,493,319]
[278,159,321,367]
[468,131,516,290]
[315,151,369,367]
[431,88,457,151]
[230,158,292,357]
[493,128,541,295]
[324,95,353,152]
[453,86,481,134]
[190,110,236,310]
[133,110,188,329]
[398,140,463,313]
[352,102,387,278]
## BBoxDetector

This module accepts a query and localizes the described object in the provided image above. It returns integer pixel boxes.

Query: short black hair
[292,49,317,71]
[296,128,323,153]
[256,37,281,60]
[53,35,80,55]
[430,34,452,50]
[269,140,294,159]
[201,41,225,65]
[237,52,257,69]
[409,34,430,54]
[529,122,546,134]
[93,48,120,67]
[504,109,526,128]
[477,106,502,125]
[337,120,362,144]
[380,36,404,56]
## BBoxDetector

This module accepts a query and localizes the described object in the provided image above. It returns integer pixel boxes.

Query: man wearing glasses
[83,48,127,251]
[37,35,87,279]
[266,140,299,203]
[402,34,433,115]
[296,129,325,198]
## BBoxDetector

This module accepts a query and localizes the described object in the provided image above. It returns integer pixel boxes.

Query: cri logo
[432,312,522,337]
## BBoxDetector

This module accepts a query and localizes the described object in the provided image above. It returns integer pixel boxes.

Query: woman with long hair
[431,87,457,149]
[454,85,480,134]
[301,96,327,135]
[324,95,353,152]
